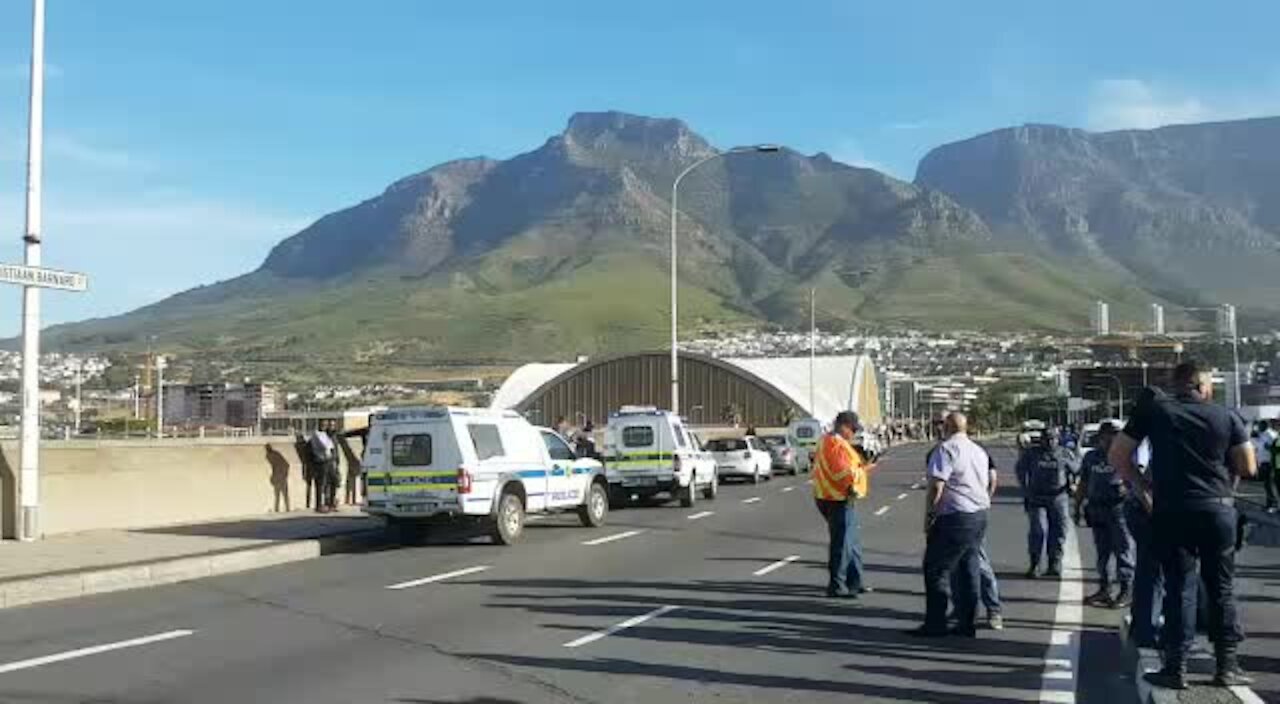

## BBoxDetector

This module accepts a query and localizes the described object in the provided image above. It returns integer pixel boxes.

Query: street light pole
[669,144,780,415]
[1101,374,1125,419]
[809,287,816,416]
[18,0,46,541]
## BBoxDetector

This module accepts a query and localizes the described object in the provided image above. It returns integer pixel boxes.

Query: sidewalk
[0,508,384,610]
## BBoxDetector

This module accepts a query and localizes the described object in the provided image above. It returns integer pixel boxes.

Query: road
[0,445,1163,703]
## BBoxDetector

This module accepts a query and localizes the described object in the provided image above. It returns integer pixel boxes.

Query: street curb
[1238,498,1280,547]
[1120,618,1259,704]
[0,528,384,610]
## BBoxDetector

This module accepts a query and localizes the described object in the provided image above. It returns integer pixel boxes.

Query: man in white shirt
[1255,421,1279,512]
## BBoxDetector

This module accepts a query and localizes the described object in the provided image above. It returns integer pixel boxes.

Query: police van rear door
[366,410,460,516]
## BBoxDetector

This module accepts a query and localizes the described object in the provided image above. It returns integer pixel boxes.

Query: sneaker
[857,586,875,595]
[987,613,1004,631]
[1213,665,1255,687]
[1144,668,1188,690]
[1267,506,1279,515]
[1111,588,1133,610]
[1084,588,1111,606]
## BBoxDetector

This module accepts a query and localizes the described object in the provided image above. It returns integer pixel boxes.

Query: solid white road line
[563,605,679,648]
[753,555,801,577]
[781,486,795,493]
[686,511,715,521]
[387,565,491,590]
[874,506,890,517]
[742,497,762,504]
[0,630,195,675]
[582,530,644,546]
[896,492,909,501]
[1038,527,1084,703]
[1231,685,1268,704]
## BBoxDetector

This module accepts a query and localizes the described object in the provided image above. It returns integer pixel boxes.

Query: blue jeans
[952,539,1001,614]
[925,510,988,631]
[1088,502,1135,588]
[1154,505,1244,666]
[817,499,864,595]
[1125,501,1165,647]
[1027,494,1069,568]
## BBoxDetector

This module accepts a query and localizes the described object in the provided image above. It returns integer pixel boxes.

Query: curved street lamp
[669,144,781,415]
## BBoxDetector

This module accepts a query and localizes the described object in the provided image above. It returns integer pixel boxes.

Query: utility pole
[73,361,82,435]
[155,355,166,439]
[133,373,141,418]
[809,288,816,417]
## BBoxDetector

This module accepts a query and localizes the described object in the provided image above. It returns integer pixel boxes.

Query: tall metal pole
[73,362,82,435]
[668,144,779,416]
[18,0,46,541]
[1226,304,1242,408]
[809,287,816,416]
[156,356,166,439]
[133,374,141,418]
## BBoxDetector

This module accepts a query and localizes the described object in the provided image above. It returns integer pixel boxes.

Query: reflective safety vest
[812,433,868,501]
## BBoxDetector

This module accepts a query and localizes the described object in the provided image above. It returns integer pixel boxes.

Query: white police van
[362,407,608,545]
[602,406,717,507]
[788,418,826,472]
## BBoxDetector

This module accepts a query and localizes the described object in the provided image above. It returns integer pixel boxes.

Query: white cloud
[1085,78,1279,131]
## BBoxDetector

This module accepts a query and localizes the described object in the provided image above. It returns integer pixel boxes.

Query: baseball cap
[833,411,862,432]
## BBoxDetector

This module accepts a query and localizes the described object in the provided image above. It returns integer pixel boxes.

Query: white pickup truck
[362,406,609,545]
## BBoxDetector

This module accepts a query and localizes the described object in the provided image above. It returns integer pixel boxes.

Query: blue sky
[0,0,1278,334]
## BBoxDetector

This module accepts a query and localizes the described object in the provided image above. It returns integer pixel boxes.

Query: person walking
[1075,421,1135,608]
[812,411,873,599]
[309,424,339,513]
[911,412,991,638]
[1016,428,1080,578]
[1110,361,1258,689]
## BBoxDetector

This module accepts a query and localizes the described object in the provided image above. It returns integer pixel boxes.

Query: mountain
[916,118,1280,310]
[41,111,1166,369]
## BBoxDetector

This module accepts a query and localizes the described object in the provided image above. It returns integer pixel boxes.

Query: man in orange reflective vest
[814,411,873,598]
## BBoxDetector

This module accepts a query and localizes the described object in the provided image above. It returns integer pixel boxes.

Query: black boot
[1044,561,1062,578]
[1025,562,1040,579]
[1111,584,1132,609]
[1144,663,1187,690]
[1084,585,1111,606]
[1213,645,1254,687]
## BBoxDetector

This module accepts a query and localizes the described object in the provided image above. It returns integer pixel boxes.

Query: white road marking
[563,605,679,648]
[1038,527,1083,703]
[742,497,762,504]
[753,555,801,577]
[896,492,909,501]
[686,511,715,521]
[781,486,795,493]
[874,506,890,517]
[1231,686,1268,704]
[582,529,644,546]
[387,565,491,590]
[0,630,195,675]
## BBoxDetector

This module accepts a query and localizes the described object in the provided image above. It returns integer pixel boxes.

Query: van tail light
[457,467,473,494]
[673,454,683,473]
[743,451,752,460]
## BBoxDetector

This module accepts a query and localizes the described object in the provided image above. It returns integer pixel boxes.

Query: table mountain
[916,118,1280,310]
[42,111,1157,365]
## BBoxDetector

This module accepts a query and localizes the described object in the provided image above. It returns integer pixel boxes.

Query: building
[889,376,984,420]
[163,383,280,429]
[490,351,882,428]
[1092,301,1111,336]
[1151,304,1166,335]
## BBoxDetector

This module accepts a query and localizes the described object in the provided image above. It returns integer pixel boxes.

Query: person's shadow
[265,444,291,512]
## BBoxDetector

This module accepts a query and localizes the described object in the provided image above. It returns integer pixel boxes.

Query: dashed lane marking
[563,605,679,648]
[0,630,195,675]
[387,565,491,590]
[896,492,909,501]
[781,486,795,493]
[686,511,715,521]
[752,555,801,577]
[874,506,890,517]
[742,497,762,504]
[582,530,645,546]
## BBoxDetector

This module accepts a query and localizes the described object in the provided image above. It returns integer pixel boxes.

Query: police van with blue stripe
[362,407,609,545]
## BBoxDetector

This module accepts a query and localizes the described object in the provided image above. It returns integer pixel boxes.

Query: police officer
[1074,421,1134,608]
[1110,361,1258,689]
[1016,428,1080,578]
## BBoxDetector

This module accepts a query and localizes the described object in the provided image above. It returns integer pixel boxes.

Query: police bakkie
[602,406,718,507]
[362,407,609,545]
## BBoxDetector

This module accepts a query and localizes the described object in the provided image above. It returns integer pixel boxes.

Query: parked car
[601,406,718,507]
[363,407,609,545]
[708,436,773,484]
[757,434,798,475]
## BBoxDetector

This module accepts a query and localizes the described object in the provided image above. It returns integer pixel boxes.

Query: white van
[362,407,608,545]
[788,418,826,472]
[602,406,718,507]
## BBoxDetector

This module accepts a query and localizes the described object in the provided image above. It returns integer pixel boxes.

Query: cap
[1099,421,1121,435]
[833,411,862,432]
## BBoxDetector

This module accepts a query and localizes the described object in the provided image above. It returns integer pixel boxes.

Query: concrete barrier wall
[0,438,353,539]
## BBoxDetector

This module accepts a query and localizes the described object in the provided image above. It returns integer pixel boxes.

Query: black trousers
[1261,463,1277,508]
[923,510,987,632]
[1153,504,1244,664]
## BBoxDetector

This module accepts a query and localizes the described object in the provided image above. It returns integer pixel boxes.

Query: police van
[602,406,718,507]
[362,407,609,545]
[788,418,825,472]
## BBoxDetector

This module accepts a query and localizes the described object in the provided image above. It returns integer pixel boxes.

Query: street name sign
[0,263,88,291]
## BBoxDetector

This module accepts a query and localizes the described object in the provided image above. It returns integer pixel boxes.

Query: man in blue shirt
[1110,361,1257,690]
[1074,421,1134,608]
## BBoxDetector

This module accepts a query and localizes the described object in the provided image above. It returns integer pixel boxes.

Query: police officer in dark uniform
[1110,361,1258,690]
[1074,421,1134,608]
[1016,428,1080,578]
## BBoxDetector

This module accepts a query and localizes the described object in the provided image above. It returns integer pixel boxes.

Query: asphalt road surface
[0,443,1241,703]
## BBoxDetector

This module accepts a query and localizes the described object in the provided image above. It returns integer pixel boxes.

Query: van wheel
[680,477,697,508]
[490,491,525,545]
[579,481,609,527]
[702,472,718,500]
